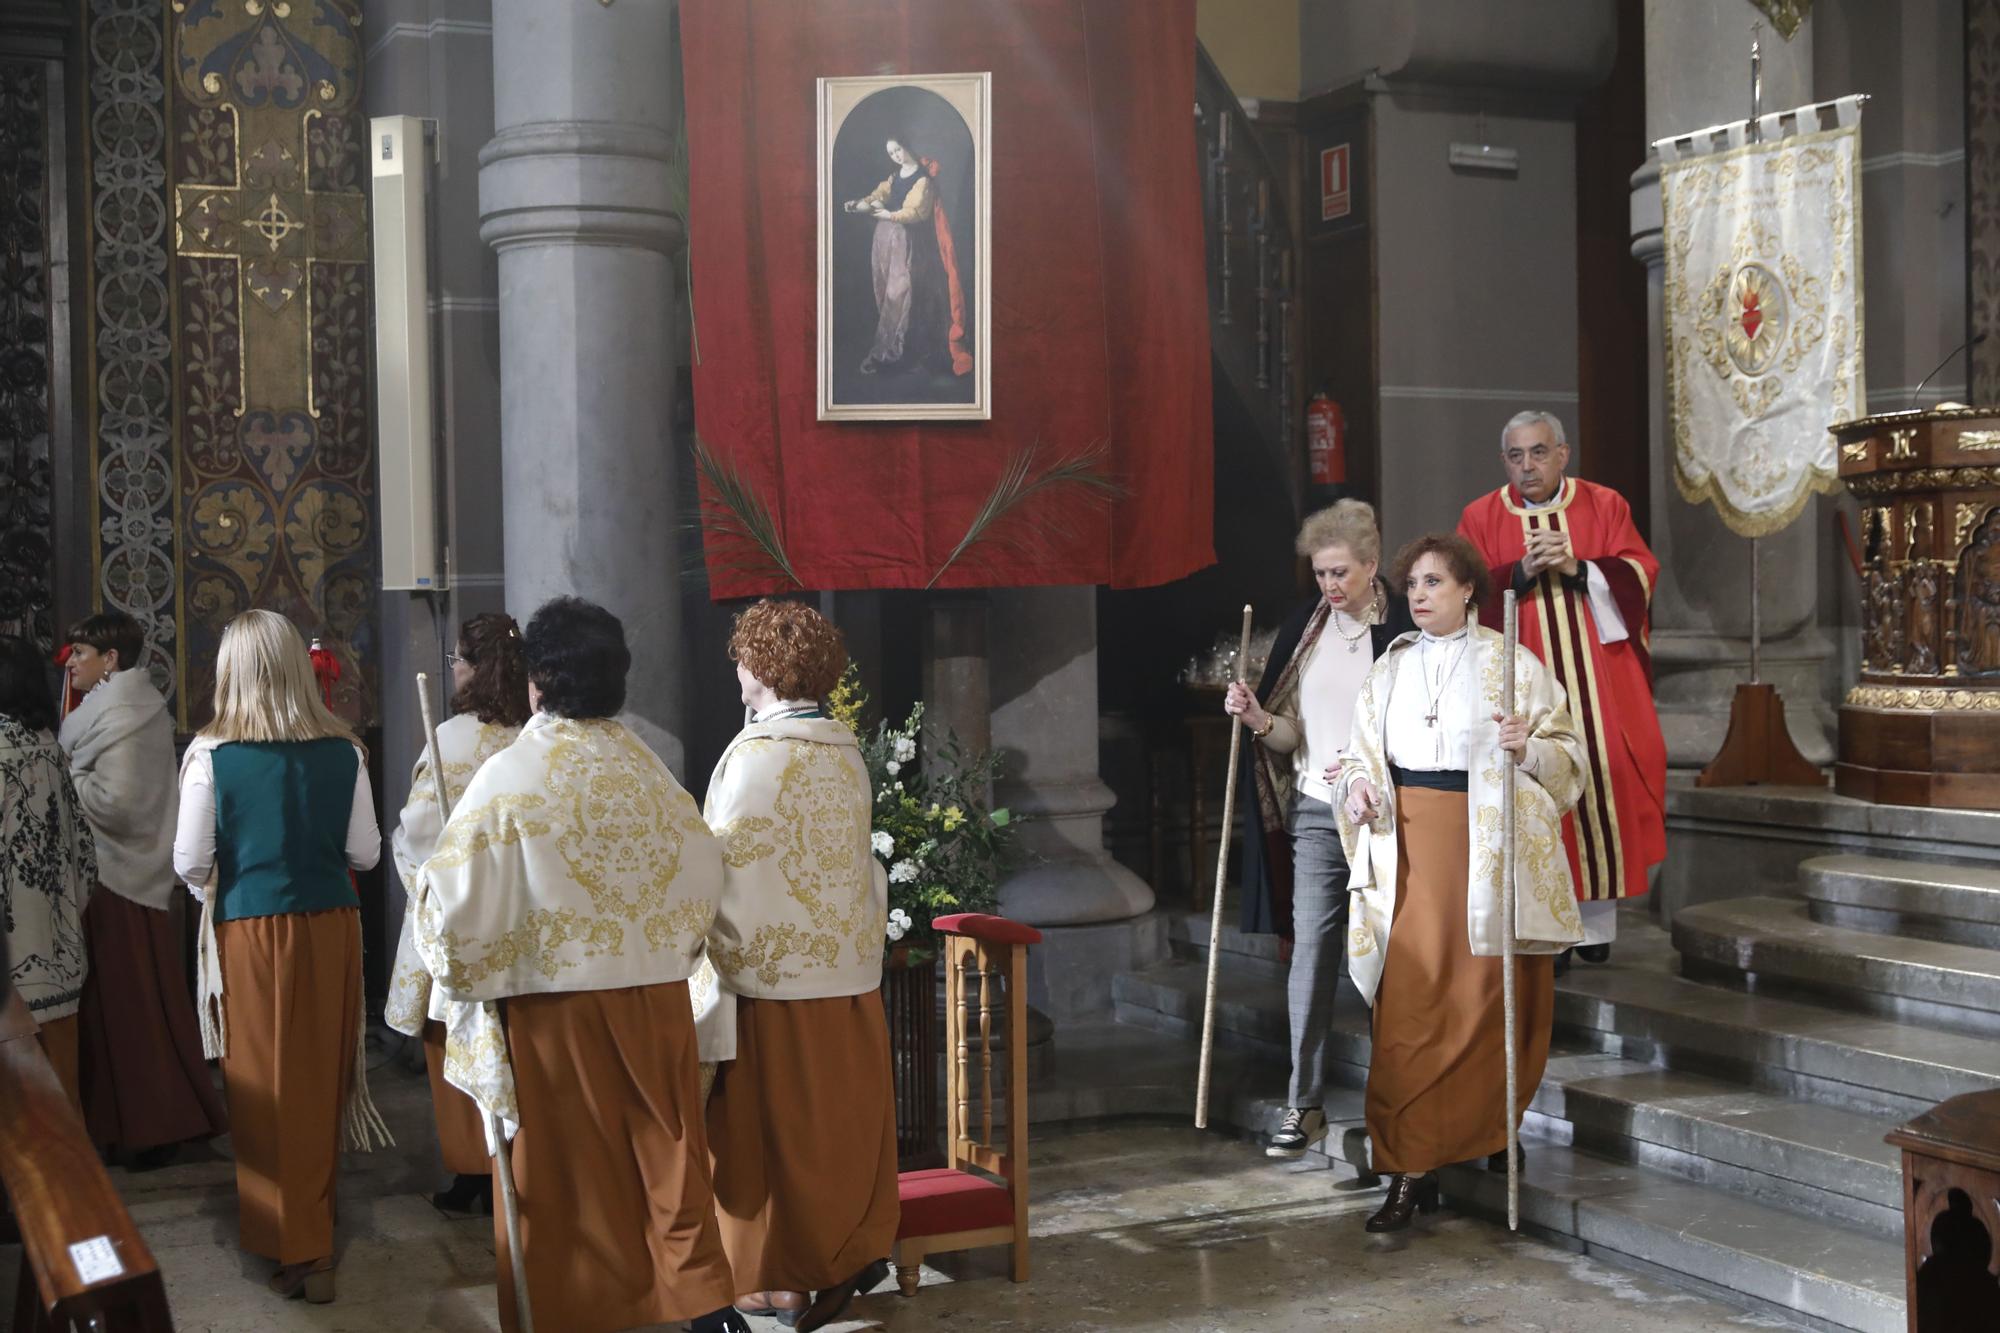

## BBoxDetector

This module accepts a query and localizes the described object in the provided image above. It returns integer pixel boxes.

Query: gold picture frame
[817,72,992,422]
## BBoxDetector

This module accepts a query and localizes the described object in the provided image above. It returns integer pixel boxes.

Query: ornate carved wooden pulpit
[1834,408,2000,809]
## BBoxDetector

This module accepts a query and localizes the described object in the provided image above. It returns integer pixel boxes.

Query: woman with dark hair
[843,135,971,377]
[0,634,97,1106]
[61,609,226,1167]
[1335,534,1585,1233]
[173,610,387,1302]
[414,597,745,1333]
[704,599,895,1330]
[386,612,531,1217]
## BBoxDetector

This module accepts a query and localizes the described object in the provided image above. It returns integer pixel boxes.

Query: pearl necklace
[1327,592,1380,654]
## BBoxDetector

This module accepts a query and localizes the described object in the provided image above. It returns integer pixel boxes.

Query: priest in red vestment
[1457,411,1667,960]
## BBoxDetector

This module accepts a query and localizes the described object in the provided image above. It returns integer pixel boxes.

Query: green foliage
[832,664,1015,961]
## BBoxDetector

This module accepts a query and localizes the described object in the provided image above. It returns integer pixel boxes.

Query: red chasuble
[1458,477,1667,901]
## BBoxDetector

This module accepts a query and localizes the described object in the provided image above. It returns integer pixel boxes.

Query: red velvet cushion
[931,913,1043,946]
[896,1167,1014,1238]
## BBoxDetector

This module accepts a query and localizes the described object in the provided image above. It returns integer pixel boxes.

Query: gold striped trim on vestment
[1522,508,1628,901]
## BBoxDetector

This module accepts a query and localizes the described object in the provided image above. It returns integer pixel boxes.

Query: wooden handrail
[0,1031,174,1331]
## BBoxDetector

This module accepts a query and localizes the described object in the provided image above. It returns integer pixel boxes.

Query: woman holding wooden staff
[1335,534,1584,1232]
[1223,500,1411,1157]
[384,612,530,1217]
[173,610,389,1302]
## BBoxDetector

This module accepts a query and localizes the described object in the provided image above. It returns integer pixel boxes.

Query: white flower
[886,759,901,776]
[889,859,919,884]
[890,908,912,928]
[871,830,894,857]
[893,735,917,763]
[886,917,907,942]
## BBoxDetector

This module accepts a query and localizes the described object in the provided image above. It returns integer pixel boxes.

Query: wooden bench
[1,1028,173,1331]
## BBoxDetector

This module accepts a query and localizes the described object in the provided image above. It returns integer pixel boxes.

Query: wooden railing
[1196,44,1301,512]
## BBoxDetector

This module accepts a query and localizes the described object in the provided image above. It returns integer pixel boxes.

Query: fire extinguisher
[1306,387,1346,487]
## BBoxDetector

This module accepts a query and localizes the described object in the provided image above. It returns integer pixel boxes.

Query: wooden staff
[1500,591,1521,1231]
[1195,604,1255,1130]
[417,673,534,1332]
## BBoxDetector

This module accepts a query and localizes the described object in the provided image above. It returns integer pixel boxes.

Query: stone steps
[1554,957,2000,1120]
[1674,895,2000,1036]
[1115,958,1908,1234]
[1109,959,1906,1330]
[1800,852,2000,950]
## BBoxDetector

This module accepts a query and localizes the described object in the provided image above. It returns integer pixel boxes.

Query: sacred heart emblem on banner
[1661,115,1864,537]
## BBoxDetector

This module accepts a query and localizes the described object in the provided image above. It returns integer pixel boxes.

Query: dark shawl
[1237,584,1413,939]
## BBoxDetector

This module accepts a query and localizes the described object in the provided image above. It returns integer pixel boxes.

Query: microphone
[1909,332,1988,412]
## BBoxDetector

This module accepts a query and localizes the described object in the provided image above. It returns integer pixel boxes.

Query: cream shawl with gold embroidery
[412,713,725,1133]
[704,716,888,1001]
[1337,626,1586,1007]
[385,713,519,1037]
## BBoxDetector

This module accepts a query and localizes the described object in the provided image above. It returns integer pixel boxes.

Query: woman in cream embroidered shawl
[704,600,895,1332]
[1336,534,1585,1234]
[385,612,529,1218]
[412,597,742,1333]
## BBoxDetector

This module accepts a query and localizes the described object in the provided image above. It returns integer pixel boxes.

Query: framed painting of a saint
[818,72,991,421]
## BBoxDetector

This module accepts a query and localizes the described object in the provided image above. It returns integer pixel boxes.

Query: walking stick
[417,673,535,1332]
[1500,592,1521,1232]
[1195,604,1255,1130]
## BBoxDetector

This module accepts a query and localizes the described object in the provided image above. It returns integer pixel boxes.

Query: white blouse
[173,737,381,893]
[1385,627,1478,772]
[1292,625,1375,804]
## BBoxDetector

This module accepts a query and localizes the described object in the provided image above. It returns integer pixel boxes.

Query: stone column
[1633,1,1833,767]
[989,587,1163,1021]
[479,0,686,772]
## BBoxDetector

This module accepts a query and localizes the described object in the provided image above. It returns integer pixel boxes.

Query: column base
[1020,911,1170,1023]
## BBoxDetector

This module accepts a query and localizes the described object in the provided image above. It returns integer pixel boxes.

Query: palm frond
[691,436,802,588]
[927,441,1125,588]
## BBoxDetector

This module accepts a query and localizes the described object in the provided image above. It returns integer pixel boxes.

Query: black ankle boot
[430,1174,491,1215]
[1365,1173,1439,1232]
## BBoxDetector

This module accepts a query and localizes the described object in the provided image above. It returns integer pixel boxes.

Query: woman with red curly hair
[704,599,895,1330]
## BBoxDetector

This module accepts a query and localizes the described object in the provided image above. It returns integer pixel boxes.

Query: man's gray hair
[1500,409,1569,452]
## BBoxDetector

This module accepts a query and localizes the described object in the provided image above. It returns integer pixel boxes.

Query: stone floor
[3,1037,1818,1332]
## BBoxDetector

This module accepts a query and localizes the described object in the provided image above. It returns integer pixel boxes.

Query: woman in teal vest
[173,610,385,1304]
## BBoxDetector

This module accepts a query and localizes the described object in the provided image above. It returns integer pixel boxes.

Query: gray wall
[1373,92,1582,542]
[363,0,506,957]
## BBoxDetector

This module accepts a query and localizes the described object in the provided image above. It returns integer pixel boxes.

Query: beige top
[1260,611,1375,807]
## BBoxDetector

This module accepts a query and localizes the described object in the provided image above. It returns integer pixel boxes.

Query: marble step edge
[1554,969,2000,1119]
[1113,961,1907,1224]
[1166,910,1286,966]
[1799,853,2000,947]
[1673,896,2000,1024]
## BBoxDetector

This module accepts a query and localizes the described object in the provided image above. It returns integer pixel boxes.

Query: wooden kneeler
[1,1017,173,1331]
[893,913,1042,1297]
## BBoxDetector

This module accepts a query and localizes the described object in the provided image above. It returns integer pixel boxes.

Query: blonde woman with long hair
[172,610,387,1303]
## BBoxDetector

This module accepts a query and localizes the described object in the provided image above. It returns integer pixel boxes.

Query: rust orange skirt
[1365,785,1553,1176]
[707,991,900,1293]
[496,982,735,1333]
[422,1019,489,1177]
[217,906,361,1264]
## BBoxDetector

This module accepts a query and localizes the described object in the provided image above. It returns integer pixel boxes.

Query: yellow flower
[942,805,965,831]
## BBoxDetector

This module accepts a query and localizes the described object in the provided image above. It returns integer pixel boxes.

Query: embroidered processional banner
[1661,100,1865,537]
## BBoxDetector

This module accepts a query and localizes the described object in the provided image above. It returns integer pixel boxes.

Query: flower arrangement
[828,666,1014,960]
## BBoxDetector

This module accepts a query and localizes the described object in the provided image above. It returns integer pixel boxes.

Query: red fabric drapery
[681,0,1213,597]
[921,155,974,377]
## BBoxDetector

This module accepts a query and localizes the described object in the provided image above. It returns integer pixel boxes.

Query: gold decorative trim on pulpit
[1847,466,2000,498]
[1846,685,2000,712]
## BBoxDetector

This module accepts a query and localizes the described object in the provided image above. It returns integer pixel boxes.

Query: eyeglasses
[446,652,468,667]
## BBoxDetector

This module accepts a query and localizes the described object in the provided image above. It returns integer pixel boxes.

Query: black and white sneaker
[1266,1106,1328,1158]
